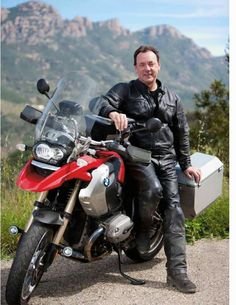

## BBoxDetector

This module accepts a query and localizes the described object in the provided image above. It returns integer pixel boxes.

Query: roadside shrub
[1,153,36,259]
[185,178,229,243]
[1,154,229,258]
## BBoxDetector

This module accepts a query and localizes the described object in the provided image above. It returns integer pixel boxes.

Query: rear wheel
[5,222,54,305]
[124,210,163,262]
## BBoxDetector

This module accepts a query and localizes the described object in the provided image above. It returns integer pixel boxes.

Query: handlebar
[69,115,163,163]
[77,135,151,164]
[78,135,114,147]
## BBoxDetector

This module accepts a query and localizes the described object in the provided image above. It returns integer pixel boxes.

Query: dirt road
[1,239,229,305]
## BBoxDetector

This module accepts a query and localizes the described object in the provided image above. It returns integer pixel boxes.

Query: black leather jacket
[97,78,191,171]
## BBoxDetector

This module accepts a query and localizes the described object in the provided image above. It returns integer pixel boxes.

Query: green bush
[1,192,35,259]
[1,154,229,258]
[185,178,229,243]
[1,153,37,259]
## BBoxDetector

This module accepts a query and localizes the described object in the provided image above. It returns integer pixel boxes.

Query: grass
[185,178,229,243]
[1,153,37,259]
[1,191,36,259]
[0,154,229,259]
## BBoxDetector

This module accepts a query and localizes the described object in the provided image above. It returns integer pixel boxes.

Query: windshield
[35,72,103,146]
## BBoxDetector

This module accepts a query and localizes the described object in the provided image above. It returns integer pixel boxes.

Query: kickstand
[115,246,145,285]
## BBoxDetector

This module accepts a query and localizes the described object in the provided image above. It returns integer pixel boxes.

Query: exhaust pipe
[84,226,111,261]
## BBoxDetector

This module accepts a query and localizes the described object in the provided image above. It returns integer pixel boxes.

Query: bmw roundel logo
[103,177,110,187]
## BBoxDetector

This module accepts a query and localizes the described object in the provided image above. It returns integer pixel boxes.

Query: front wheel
[124,210,164,262]
[5,222,54,305]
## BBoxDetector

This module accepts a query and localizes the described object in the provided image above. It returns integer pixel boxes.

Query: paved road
[1,239,229,305]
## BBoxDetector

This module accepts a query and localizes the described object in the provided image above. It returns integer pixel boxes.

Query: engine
[102,214,133,244]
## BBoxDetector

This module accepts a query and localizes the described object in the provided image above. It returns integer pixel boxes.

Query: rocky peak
[62,16,93,37]
[0,7,10,22]
[17,1,58,15]
[96,18,130,36]
[1,1,130,44]
[140,24,211,59]
[72,16,93,30]
[1,1,64,44]
[142,24,184,39]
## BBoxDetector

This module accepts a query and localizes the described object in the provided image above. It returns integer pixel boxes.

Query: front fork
[24,180,81,246]
[52,180,81,245]
[24,191,49,232]
[8,181,82,270]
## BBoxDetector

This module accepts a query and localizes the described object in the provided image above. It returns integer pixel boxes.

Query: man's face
[134,51,160,88]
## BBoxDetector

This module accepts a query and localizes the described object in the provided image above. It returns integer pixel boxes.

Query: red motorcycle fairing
[16,152,125,192]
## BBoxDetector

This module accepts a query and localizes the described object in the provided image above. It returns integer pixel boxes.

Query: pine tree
[189,80,229,175]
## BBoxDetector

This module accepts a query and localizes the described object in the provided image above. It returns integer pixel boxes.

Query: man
[95,45,201,293]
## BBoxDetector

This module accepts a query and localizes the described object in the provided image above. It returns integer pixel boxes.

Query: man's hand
[109,111,128,131]
[184,166,201,184]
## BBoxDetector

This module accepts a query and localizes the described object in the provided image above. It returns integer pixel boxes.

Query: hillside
[1,1,228,154]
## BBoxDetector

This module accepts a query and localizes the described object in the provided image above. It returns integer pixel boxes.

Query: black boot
[167,270,196,294]
[135,232,150,253]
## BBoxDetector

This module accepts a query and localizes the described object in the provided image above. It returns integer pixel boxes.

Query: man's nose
[145,64,151,71]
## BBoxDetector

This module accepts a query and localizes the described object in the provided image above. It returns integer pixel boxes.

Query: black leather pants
[126,158,187,272]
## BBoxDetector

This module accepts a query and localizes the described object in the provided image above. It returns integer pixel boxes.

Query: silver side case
[176,152,224,219]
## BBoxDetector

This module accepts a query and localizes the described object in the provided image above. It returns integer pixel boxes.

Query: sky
[1,0,236,297]
[1,0,229,56]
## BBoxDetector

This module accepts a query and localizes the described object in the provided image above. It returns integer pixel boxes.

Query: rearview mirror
[37,78,50,97]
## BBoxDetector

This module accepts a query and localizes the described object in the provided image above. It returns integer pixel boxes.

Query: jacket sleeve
[97,83,128,117]
[172,96,192,171]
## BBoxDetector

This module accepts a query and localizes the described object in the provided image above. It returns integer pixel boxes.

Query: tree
[225,39,229,71]
[189,80,229,175]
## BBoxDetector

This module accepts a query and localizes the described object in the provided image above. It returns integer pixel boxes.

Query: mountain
[1,1,228,153]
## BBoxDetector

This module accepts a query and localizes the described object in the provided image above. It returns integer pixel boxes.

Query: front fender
[33,209,64,225]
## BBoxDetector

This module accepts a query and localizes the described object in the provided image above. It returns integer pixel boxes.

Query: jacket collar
[134,78,165,95]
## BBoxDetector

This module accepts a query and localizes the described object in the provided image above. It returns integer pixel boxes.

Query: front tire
[125,210,164,262]
[5,222,54,305]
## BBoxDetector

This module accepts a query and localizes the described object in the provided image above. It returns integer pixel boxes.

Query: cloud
[126,8,227,19]
[181,25,228,55]
[181,24,228,37]
[122,0,228,19]
[141,0,227,9]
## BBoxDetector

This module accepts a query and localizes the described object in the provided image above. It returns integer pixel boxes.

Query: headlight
[34,143,64,162]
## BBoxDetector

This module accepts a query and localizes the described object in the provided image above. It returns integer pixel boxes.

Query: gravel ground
[1,239,229,305]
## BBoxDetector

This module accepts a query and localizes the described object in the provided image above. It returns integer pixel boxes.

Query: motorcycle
[5,72,165,305]
[5,71,224,305]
